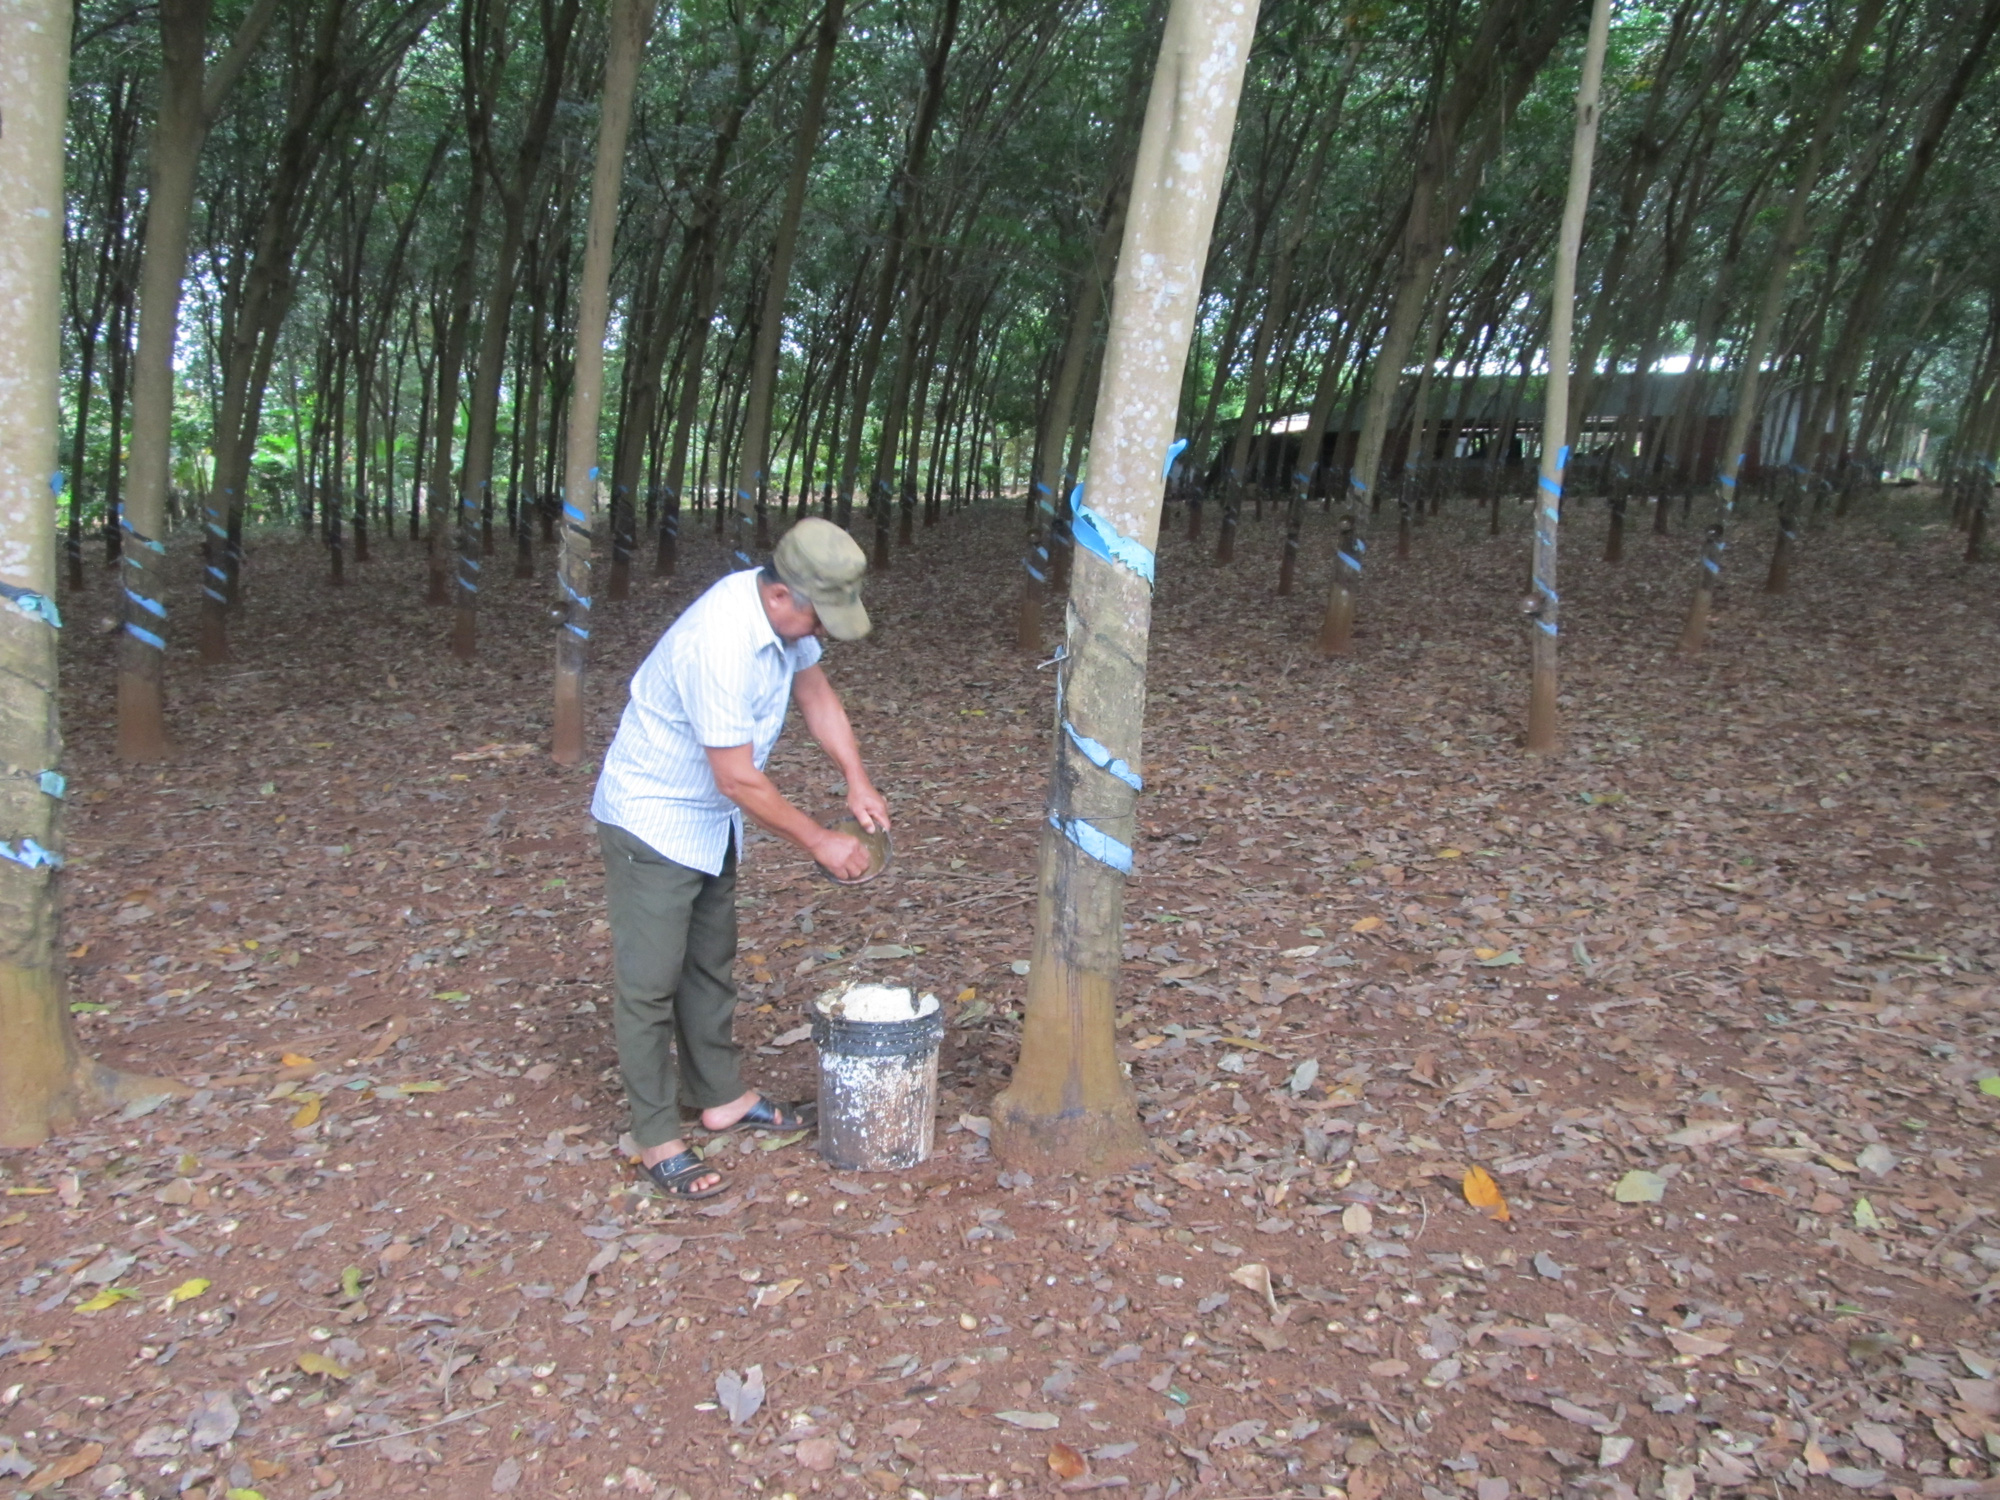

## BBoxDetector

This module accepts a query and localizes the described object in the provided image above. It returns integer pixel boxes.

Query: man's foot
[700,1091,815,1133]
[641,1138,723,1198]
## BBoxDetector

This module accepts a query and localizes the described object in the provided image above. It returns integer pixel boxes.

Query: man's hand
[847,779,891,834]
[814,830,871,880]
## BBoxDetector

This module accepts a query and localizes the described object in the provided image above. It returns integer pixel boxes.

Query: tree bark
[991,0,1256,1176]
[1018,181,1127,650]
[1315,0,1563,655]
[1676,0,1883,652]
[730,0,845,566]
[0,0,185,1144]
[1526,0,1611,755]
[836,0,962,540]
[554,0,651,764]
[455,0,582,661]
[118,0,275,755]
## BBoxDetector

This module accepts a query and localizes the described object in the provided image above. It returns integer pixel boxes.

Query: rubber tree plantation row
[4,0,1999,1166]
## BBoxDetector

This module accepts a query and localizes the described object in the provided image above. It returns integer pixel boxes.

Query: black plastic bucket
[811,1001,944,1171]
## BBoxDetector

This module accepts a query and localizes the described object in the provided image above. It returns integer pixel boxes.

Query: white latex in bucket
[812,983,943,1171]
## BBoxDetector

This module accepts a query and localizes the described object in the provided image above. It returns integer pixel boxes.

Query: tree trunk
[116,0,204,756]
[455,0,581,661]
[1315,0,1559,655]
[1018,188,1125,651]
[0,0,186,1144]
[427,178,486,606]
[554,0,650,763]
[730,0,845,566]
[835,0,961,535]
[990,0,1255,1176]
[115,0,274,745]
[1526,0,1610,756]
[1678,0,1883,652]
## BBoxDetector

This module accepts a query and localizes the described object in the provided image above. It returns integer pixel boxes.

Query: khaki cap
[772,518,871,640]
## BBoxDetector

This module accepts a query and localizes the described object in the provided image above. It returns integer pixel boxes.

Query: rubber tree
[115,0,276,759]
[991,0,1258,1175]
[1016,197,1129,651]
[0,0,183,1144]
[554,0,654,765]
[835,0,960,550]
[1525,0,1611,754]
[1675,0,1884,653]
[454,0,582,662]
[729,0,846,568]
[1314,0,1566,655]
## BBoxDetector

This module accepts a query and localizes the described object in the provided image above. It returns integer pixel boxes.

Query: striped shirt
[591,569,822,874]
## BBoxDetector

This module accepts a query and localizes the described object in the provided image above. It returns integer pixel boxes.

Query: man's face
[760,579,823,642]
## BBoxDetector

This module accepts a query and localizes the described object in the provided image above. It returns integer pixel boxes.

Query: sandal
[712,1095,816,1134]
[646,1147,728,1201]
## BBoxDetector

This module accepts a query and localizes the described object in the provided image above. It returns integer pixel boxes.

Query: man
[591,517,890,1199]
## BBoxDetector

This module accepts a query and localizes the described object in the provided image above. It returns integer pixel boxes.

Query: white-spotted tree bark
[991,0,1258,1174]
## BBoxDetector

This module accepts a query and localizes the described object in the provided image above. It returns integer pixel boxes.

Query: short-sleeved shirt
[591,569,822,874]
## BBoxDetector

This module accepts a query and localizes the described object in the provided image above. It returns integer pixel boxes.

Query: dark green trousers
[597,821,743,1149]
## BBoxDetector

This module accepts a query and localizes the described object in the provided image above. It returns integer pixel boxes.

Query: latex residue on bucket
[815,983,940,1022]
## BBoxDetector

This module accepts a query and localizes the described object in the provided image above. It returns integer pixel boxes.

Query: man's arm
[790,664,891,832]
[705,744,871,879]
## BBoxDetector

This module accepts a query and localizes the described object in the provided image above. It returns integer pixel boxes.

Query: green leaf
[340,1265,366,1300]
[1853,1197,1883,1231]
[1979,1077,2000,1097]
[1475,950,1525,967]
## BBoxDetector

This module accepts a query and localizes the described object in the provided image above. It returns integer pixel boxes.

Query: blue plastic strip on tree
[125,621,164,650]
[0,583,62,629]
[1535,580,1558,603]
[1350,473,1367,493]
[1338,550,1362,575]
[1070,500,1155,587]
[0,838,63,871]
[1023,560,1045,582]
[120,516,165,553]
[560,578,591,610]
[563,502,587,524]
[1049,812,1132,874]
[565,623,589,640]
[1537,619,1558,636]
[123,588,165,618]
[38,771,65,799]
[1063,722,1142,790]
[1163,438,1189,479]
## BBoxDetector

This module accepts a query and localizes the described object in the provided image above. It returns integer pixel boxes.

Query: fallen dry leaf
[24,1442,102,1494]
[1047,1442,1088,1480]
[1462,1165,1510,1221]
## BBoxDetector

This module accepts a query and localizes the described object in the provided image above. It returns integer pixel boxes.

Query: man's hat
[772,518,871,640]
